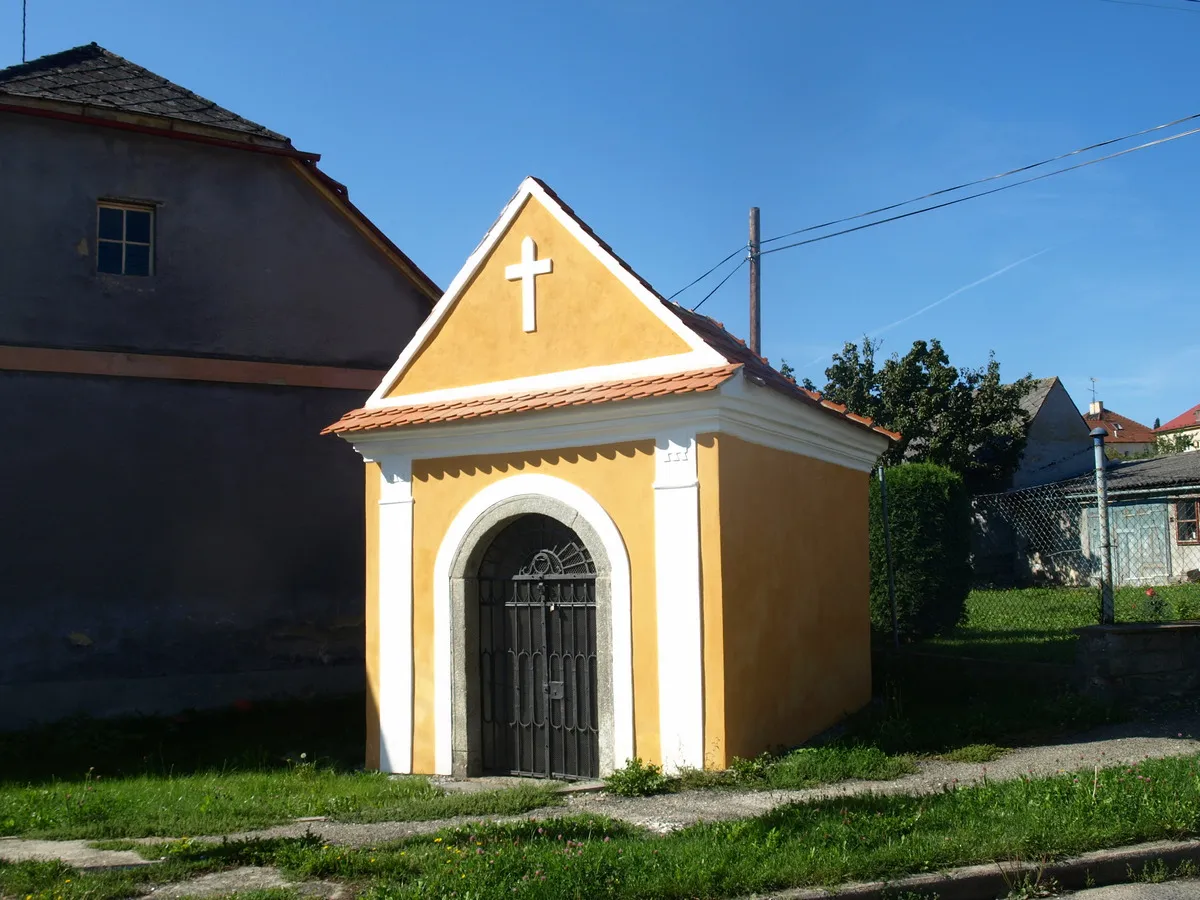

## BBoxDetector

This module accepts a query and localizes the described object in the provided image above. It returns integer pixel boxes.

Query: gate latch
[548,681,565,701]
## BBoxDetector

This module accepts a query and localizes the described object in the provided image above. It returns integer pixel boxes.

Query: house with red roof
[1082,401,1157,457]
[1156,403,1200,453]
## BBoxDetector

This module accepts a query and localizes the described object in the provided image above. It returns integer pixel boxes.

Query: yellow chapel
[325,177,896,779]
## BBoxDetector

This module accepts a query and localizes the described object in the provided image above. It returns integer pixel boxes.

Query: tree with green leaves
[797,337,1034,491]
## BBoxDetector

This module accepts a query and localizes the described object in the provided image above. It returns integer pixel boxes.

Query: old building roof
[1061,451,1200,494]
[1082,407,1155,445]
[0,43,288,143]
[1158,403,1200,433]
[324,365,742,434]
[1019,377,1058,419]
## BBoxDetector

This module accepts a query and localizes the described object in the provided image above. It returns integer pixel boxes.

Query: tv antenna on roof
[1090,377,1098,404]
[22,0,27,62]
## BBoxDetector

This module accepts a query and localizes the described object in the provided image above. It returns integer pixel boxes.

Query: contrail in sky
[869,247,1053,338]
[803,247,1052,369]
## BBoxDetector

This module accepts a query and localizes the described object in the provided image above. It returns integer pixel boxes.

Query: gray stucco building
[0,44,439,727]
[1010,376,1093,489]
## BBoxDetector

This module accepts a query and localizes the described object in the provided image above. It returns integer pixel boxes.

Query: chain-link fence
[879,454,1200,664]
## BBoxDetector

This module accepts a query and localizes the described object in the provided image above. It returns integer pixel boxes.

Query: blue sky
[8,0,1199,426]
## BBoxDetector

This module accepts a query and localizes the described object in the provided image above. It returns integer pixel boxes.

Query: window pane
[1180,520,1198,544]
[97,240,123,274]
[125,209,152,244]
[1181,500,1198,523]
[124,243,151,276]
[98,206,124,241]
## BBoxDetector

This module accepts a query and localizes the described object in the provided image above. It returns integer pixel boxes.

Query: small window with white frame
[97,202,154,276]
[1176,498,1199,544]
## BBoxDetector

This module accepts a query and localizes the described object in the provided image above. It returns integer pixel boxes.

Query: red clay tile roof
[323,365,741,435]
[1082,408,1155,444]
[1158,403,1200,433]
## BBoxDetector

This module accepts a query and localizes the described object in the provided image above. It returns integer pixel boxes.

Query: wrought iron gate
[476,515,599,780]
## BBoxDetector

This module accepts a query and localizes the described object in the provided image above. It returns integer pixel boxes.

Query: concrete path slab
[1067,882,1200,899]
[0,837,153,871]
[148,866,346,900]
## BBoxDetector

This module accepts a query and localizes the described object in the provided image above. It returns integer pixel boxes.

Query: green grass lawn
[0,694,924,840]
[606,746,917,797]
[0,696,562,840]
[0,769,560,840]
[921,582,1200,664]
[8,754,1200,900]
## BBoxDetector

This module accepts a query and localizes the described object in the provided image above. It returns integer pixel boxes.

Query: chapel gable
[380,181,709,401]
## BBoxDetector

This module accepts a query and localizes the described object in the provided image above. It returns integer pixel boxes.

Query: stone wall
[1076,622,1200,703]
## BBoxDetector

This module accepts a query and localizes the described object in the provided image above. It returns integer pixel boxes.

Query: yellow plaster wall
[408,442,661,772]
[385,197,691,398]
[696,435,727,769]
[714,435,872,760]
[363,462,382,771]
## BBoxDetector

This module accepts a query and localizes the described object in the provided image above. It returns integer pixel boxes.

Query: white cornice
[347,378,889,473]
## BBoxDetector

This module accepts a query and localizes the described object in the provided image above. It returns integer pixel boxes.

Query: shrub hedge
[869,462,971,639]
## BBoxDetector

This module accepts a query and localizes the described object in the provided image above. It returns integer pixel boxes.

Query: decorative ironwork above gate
[517,541,595,578]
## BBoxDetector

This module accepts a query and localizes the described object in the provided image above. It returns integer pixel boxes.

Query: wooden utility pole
[749,207,761,355]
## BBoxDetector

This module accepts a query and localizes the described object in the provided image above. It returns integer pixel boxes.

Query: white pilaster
[376,456,414,774]
[653,432,704,772]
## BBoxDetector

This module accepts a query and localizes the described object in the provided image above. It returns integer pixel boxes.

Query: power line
[671,110,1200,302]
[691,258,746,312]
[759,124,1200,257]
[666,244,744,300]
[760,110,1200,247]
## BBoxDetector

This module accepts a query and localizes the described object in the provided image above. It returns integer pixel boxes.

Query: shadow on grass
[843,648,1126,756]
[0,693,366,785]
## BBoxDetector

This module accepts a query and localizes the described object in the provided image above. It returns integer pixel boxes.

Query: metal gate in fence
[1085,501,1172,585]
[475,515,599,780]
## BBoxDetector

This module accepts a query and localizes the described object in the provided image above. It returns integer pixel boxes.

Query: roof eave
[291,161,441,307]
[0,94,314,158]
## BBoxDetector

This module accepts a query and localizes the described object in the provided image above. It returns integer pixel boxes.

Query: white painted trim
[367,351,722,410]
[718,376,892,472]
[431,474,635,776]
[350,378,890,475]
[653,433,705,773]
[373,456,414,774]
[367,177,725,407]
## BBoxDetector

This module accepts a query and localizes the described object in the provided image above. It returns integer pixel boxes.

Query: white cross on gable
[504,236,553,333]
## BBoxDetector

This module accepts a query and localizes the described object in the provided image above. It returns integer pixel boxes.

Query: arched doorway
[473,514,599,779]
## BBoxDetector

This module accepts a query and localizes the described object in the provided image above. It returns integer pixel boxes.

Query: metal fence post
[878,466,899,649]
[1091,427,1115,625]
